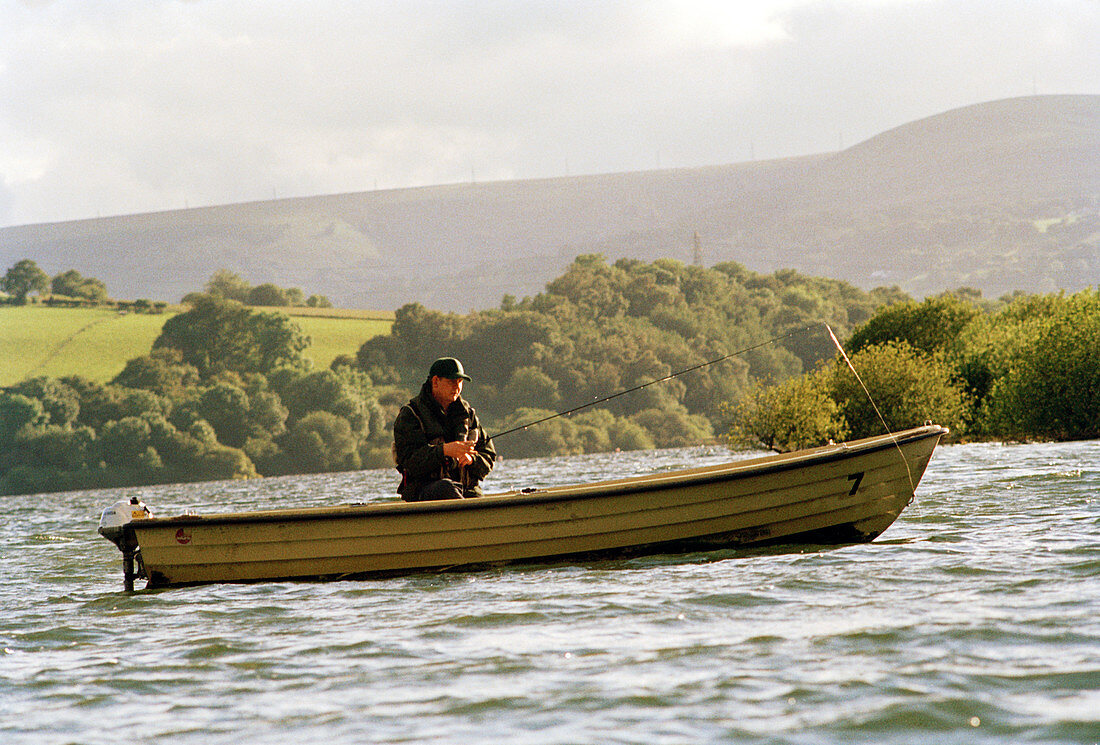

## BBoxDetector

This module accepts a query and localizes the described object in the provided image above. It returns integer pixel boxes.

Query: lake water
[2,441,1098,744]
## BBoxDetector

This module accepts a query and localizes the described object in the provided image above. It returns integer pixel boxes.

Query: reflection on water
[2,441,1098,744]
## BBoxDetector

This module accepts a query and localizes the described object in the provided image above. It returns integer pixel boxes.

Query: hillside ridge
[2,95,1096,309]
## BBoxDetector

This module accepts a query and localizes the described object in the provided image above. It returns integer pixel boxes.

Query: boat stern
[98,497,152,591]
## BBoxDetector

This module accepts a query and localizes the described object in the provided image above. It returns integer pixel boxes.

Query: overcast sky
[0,0,1096,227]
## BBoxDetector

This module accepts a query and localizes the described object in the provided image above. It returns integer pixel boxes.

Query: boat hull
[128,425,947,588]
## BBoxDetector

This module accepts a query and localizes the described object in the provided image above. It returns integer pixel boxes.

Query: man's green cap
[429,357,471,381]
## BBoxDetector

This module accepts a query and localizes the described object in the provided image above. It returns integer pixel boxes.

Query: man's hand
[443,440,476,466]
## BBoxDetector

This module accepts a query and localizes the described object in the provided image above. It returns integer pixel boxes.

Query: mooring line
[824,323,916,493]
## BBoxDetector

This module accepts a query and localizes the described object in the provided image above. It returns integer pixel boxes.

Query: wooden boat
[99,424,947,590]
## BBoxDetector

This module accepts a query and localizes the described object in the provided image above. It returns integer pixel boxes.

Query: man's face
[431,376,463,407]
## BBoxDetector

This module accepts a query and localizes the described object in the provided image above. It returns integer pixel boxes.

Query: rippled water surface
[3,442,1098,744]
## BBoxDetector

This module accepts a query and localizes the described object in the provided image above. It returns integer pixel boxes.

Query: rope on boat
[824,323,916,494]
[488,323,821,441]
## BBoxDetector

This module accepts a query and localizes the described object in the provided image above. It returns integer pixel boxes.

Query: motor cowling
[98,496,151,548]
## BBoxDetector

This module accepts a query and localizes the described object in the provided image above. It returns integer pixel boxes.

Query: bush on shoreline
[727,288,1100,451]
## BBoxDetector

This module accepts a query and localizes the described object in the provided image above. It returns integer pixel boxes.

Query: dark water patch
[935,562,1011,578]
[421,610,553,630]
[682,591,785,609]
[743,634,787,644]
[838,696,1008,738]
[435,694,541,717]
[922,533,969,543]
[181,638,263,661]
[870,536,921,546]
[9,624,104,647]
[828,627,912,646]
[1061,555,1100,575]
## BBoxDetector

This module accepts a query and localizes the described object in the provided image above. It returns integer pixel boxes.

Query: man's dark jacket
[392,380,496,501]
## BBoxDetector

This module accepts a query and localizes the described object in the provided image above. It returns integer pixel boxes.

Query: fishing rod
[487,322,824,441]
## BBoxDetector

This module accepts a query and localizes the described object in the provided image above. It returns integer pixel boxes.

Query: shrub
[99,416,154,467]
[154,294,309,376]
[824,342,968,440]
[0,394,47,444]
[247,283,291,307]
[113,349,200,397]
[630,407,714,448]
[51,269,108,302]
[278,411,361,473]
[726,373,848,452]
[607,418,656,451]
[8,377,80,427]
[494,407,578,458]
[980,292,1100,440]
[12,425,97,471]
[191,445,257,481]
[196,382,252,448]
[847,294,982,357]
[1,259,49,301]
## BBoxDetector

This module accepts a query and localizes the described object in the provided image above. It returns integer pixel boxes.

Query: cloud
[0,0,1097,226]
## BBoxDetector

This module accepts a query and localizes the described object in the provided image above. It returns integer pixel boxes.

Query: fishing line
[824,323,916,493]
[488,323,821,441]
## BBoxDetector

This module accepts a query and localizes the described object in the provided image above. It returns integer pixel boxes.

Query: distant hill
[2,95,1096,310]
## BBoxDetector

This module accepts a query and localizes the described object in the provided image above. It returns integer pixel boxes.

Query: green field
[292,313,393,370]
[0,306,392,386]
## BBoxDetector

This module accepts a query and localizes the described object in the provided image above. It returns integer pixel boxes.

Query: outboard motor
[98,497,152,591]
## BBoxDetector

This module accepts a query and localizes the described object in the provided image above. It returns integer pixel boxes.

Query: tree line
[1,259,331,310]
[1,259,110,305]
[2,252,1096,496]
[0,255,897,494]
[194,268,332,308]
[0,258,167,312]
[354,255,903,458]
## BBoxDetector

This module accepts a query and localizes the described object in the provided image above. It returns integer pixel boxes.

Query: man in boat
[393,357,497,501]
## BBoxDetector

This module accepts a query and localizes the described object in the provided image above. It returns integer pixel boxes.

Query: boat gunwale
[136,425,947,529]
